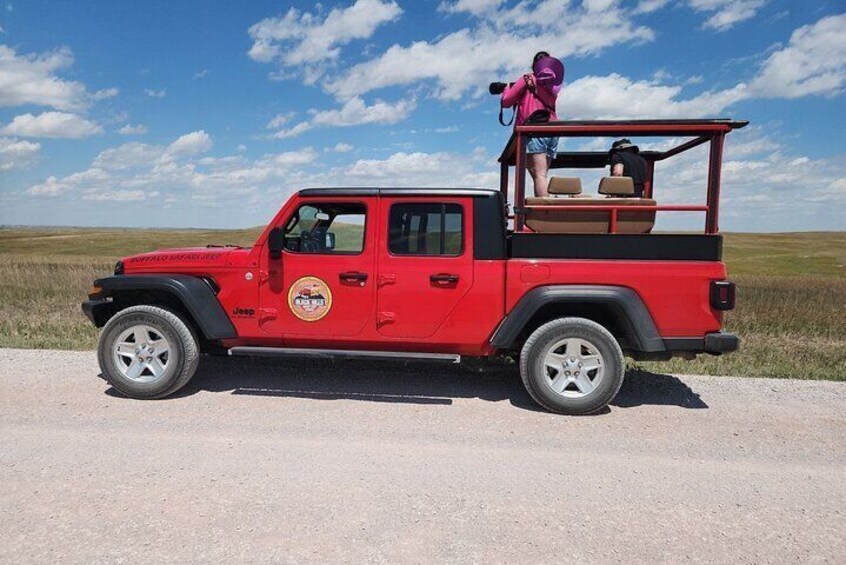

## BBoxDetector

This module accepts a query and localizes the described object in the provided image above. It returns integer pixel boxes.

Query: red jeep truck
[83,119,742,414]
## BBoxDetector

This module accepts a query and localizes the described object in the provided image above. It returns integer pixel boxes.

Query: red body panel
[120,193,728,356]
[505,260,725,337]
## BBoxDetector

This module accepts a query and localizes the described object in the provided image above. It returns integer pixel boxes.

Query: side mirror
[325,232,336,251]
[268,227,284,259]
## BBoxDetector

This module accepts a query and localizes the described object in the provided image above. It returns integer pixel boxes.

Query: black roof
[297,187,499,197]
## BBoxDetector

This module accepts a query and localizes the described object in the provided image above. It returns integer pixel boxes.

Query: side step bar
[228,346,461,364]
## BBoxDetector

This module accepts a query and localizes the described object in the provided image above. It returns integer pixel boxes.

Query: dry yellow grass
[1,228,843,379]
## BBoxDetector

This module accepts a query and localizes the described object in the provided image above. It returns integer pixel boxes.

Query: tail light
[710,280,736,311]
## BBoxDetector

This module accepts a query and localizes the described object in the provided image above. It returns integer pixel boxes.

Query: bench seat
[524,197,657,234]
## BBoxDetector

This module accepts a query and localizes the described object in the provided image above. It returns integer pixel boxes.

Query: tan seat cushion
[525,197,657,234]
[598,176,635,196]
[548,177,582,195]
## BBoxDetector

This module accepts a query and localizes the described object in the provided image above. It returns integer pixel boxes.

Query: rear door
[376,197,474,338]
[259,198,376,338]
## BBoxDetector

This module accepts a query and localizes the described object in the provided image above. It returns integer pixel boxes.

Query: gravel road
[0,348,843,564]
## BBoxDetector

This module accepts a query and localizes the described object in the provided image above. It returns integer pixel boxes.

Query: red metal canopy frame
[497,119,748,233]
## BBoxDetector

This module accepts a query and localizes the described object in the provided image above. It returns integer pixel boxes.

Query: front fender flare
[88,275,237,340]
[490,285,664,352]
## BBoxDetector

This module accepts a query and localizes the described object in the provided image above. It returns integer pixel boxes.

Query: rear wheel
[97,305,199,399]
[520,318,624,415]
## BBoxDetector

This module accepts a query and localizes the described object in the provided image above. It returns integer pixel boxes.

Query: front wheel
[520,318,625,415]
[97,305,200,399]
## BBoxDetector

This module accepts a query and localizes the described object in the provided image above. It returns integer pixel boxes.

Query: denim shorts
[526,136,559,159]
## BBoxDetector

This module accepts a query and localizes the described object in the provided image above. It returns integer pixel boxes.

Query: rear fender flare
[91,275,237,340]
[490,285,664,352]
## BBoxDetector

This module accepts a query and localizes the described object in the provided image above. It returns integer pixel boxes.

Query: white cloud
[25,130,319,204]
[634,0,670,14]
[0,45,88,110]
[271,96,416,138]
[144,88,167,98]
[92,142,165,170]
[326,1,654,102]
[0,111,103,138]
[92,87,119,100]
[328,142,354,153]
[83,189,157,202]
[749,13,846,99]
[556,73,749,119]
[688,0,767,31]
[117,123,147,135]
[439,0,504,16]
[266,111,295,129]
[247,0,402,65]
[167,130,212,156]
[0,136,40,171]
[193,69,209,79]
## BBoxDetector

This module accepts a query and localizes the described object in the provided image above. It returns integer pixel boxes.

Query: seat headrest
[598,176,635,196]
[548,177,582,195]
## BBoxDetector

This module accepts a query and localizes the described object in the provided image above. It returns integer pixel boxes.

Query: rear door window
[388,203,463,256]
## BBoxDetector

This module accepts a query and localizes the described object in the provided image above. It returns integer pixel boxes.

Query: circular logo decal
[287,276,333,322]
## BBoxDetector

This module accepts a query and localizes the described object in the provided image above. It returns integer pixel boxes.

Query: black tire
[97,305,200,399]
[519,317,625,415]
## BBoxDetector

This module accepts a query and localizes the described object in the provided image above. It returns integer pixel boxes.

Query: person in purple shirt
[501,52,564,196]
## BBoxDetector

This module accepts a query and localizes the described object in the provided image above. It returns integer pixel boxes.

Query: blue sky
[0,0,844,231]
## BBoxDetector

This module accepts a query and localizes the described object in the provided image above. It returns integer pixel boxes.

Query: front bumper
[81,297,113,327]
[703,331,739,354]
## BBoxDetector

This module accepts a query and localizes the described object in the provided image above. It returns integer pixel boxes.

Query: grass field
[1,228,844,380]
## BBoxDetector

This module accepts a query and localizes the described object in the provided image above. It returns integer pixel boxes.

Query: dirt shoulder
[1,349,844,563]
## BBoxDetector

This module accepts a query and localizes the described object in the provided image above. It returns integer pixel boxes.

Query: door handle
[430,273,459,284]
[340,271,368,282]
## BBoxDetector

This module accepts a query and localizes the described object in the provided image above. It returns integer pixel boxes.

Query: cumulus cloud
[326,1,654,102]
[248,0,402,65]
[92,142,165,170]
[439,0,505,16]
[328,142,354,153]
[25,130,319,203]
[688,0,767,31]
[143,88,167,98]
[749,13,846,98]
[117,123,147,135]
[0,45,88,110]
[271,96,416,138]
[0,111,103,138]
[92,87,119,100]
[0,136,40,171]
[556,73,749,118]
[167,130,212,156]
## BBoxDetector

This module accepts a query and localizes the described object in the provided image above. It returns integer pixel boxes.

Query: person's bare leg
[528,153,550,196]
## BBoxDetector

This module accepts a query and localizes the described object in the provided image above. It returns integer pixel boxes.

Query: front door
[376,198,474,339]
[259,199,376,339]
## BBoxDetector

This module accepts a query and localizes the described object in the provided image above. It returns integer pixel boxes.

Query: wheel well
[106,290,212,351]
[512,303,632,354]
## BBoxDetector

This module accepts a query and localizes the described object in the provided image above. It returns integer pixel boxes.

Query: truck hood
[122,246,242,271]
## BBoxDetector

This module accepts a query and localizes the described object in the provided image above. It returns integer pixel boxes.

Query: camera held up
[488,82,514,95]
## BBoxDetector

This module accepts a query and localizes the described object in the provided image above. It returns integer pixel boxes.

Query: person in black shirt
[609,138,647,197]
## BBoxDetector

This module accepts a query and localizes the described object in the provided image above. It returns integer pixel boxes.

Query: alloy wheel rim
[112,325,173,383]
[542,337,605,398]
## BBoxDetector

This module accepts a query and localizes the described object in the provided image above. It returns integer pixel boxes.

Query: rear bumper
[662,331,739,356]
[704,331,739,354]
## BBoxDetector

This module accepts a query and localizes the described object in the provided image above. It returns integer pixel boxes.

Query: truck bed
[508,233,722,261]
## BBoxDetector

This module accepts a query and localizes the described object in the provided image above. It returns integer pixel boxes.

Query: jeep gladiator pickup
[83,119,742,414]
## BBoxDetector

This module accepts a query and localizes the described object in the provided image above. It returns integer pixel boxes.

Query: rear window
[388,203,463,256]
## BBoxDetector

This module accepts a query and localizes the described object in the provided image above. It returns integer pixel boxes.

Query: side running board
[227,346,461,364]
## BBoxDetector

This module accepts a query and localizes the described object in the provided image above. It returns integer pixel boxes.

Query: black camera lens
[489,82,507,95]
